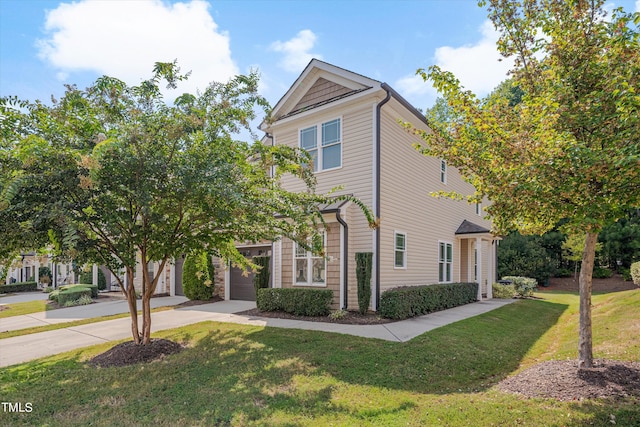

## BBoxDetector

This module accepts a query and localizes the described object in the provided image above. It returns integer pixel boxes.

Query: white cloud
[395,20,513,106]
[37,0,238,97]
[636,0,640,12]
[270,30,321,73]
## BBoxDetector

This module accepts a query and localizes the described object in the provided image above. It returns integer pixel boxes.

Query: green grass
[0,299,50,318]
[0,290,638,426]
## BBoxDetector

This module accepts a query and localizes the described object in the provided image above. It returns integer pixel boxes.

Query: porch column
[487,240,494,299]
[34,260,40,287]
[169,259,175,296]
[92,264,98,286]
[476,237,483,301]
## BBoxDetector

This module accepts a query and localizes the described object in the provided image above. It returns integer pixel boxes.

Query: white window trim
[475,202,482,216]
[440,159,447,184]
[394,231,407,269]
[299,117,343,173]
[438,240,453,283]
[293,232,327,287]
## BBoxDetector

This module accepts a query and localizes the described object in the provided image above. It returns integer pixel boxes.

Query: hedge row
[49,284,98,304]
[501,276,537,297]
[379,282,478,320]
[256,288,333,316]
[0,282,38,293]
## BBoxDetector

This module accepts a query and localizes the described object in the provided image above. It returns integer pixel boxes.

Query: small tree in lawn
[408,0,639,368]
[0,62,376,345]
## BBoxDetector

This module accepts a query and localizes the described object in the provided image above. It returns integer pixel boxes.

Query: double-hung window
[439,242,452,282]
[394,232,407,268]
[440,159,447,183]
[294,232,326,286]
[300,118,341,172]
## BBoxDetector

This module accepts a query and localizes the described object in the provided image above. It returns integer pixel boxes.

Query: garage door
[230,246,271,301]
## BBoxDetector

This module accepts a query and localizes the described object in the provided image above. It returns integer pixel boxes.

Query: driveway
[0,291,50,304]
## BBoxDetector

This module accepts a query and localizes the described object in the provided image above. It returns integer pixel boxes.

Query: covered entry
[230,245,272,301]
[455,220,498,300]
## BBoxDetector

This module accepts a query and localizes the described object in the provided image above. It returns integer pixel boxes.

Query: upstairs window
[440,159,447,183]
[300,118,341,172]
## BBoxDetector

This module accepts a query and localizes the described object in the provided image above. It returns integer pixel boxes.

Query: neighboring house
[3,252,75,287]
[221,59,498,310]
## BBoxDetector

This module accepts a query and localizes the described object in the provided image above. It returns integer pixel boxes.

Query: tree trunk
[141,291,152,345]
[578,231,598,369]
[124,267,141,344]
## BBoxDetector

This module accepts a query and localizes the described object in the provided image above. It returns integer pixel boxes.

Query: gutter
[375,84,392,310]
[335,209,348,309]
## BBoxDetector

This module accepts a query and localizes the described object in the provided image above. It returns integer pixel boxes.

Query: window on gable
[394,232,406,268]
[294,232,326,286]
[299,118,341,172]
[440,159,447,183]
[439,242,452,282]
[300,126,318,171]
[475,202,482,216]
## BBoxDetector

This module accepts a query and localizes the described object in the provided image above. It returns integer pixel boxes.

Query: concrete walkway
[0,298,515,368]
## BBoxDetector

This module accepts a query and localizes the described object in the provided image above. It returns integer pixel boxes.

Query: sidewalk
[0,295,188,332]
[0,298,515,368]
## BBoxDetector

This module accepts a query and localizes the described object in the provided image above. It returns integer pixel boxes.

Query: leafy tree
[409,1,639,367]
[0,62,375,345]
[563,233,602,278]
[497,231,558,284]
[182,250,214,301]
[598,210,640,270]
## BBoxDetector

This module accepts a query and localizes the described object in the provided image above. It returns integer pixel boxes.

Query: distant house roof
[455,220,491,235]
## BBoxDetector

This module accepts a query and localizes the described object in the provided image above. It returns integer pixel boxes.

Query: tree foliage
[409,0,639,367]
[182,250,214,301]
[0,62,375,344]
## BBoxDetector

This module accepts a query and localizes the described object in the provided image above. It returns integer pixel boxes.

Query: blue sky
[1,0,638,116]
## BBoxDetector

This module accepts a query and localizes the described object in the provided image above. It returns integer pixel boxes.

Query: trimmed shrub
[592,267,612,279]
[355,252,373,314]
[61,284,98,298]
[502,276,537,297]
[253,256,271,291]
[182,250,214,301]
[492,283,516,299]
[57,287,92,305]
[256,288,333,316]
[78,268,106,290]
[379,282,478,320]
[0,281,38,293]
[631,261,640,286]
[620,267,632,282]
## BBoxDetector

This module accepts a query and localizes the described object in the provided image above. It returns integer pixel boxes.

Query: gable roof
[455,220,491,235]
[266,59,381,124]
[261,59,429,129]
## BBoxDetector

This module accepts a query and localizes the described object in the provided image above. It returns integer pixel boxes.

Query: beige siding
[271,99,377,309]
[378,99,493,291]
[292,78,353,113]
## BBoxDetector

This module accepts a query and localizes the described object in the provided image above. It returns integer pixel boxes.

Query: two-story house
[222,59,498,311]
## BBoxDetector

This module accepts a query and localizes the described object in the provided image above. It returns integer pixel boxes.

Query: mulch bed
[541,275,638,293]
[497,359,640,401]
[87,338,183,368]
[236,308,394,325]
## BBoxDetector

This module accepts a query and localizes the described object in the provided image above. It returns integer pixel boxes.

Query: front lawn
[1,290,638,426]
[0,299,50,319]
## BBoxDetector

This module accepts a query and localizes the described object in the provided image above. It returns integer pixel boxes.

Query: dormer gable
[265,59,381,125]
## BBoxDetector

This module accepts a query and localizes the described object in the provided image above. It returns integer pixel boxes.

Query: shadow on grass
[245,299,569,395]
